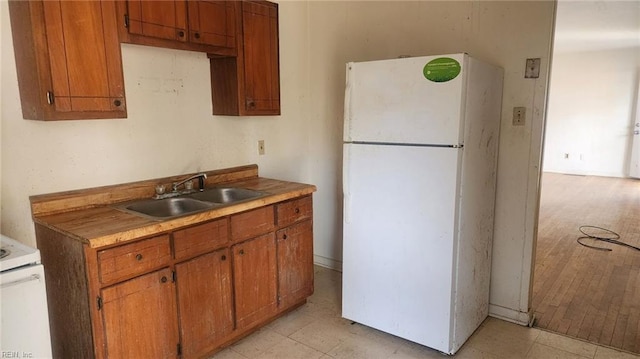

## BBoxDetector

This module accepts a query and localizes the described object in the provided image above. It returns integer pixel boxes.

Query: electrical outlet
[258,140,265,155]
[513,107,526,126]
[564,153,569,159]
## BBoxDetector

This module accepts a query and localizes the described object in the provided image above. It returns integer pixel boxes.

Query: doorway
[532,0,640,354]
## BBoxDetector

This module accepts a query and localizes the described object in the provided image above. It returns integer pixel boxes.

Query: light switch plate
[525,58,541,78]
[258,140,265,155]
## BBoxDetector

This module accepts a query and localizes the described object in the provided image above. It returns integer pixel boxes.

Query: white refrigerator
[342,53,504,354]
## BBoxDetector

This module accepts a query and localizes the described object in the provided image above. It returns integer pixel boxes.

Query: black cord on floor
[576,225,640,252]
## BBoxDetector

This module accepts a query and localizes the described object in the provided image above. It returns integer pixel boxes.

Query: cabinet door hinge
[172,270,177,283]
[46,91,54,105]
[97,296,103,311]
[124,14,130,28]
[177,343,182,356]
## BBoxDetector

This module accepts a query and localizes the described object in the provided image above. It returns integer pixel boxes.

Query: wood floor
[532,172,640,353]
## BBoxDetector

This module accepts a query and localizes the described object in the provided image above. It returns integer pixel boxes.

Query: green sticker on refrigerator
[423,58,461,82]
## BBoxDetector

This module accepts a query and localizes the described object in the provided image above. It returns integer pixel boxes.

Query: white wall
[1,0,557,325]
[543,0,640,177]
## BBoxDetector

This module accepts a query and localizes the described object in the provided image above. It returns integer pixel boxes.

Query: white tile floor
[211,267,640,359]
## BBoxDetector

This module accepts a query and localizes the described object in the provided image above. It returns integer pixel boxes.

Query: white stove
[0,234,41,271]
[1,234,53,358]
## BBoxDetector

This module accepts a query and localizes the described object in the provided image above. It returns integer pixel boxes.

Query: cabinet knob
[221,255,226,261]
[295,208,300,214]
[161,276,168,283]
[239,249,244,255]
[135,254,143,261]
[247,100,256,109]
[113,99,122,107]
[194,32,201,39]
[178,30,185,38]
[282,234,288,240]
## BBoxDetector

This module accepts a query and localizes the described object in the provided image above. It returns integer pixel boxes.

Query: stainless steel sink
[115,187,267,220]
[187,187,266,204]
[117,197,217,220]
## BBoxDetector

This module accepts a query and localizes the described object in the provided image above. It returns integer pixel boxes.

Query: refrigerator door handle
[343,144,351,224]
[344,194,351,224]
[343,63,353,142]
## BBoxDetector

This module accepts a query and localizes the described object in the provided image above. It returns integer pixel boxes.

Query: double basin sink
[116,187,267,220]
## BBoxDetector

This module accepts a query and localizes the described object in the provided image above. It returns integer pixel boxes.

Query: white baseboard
[489,304,532,326]
[314,255,342,272]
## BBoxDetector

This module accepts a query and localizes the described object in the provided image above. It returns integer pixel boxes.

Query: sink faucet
[172,173,207,193]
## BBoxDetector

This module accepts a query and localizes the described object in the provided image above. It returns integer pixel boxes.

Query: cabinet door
[9,0,126,120]
[175,248,233,359]
[187,1,236,48]
[209,0,280,116]
[126,0,188,42]
[232,233,278,329]
[277,220,314,309]
[101,268,179,359]
[43,0,126,115]
[241,1,280,114]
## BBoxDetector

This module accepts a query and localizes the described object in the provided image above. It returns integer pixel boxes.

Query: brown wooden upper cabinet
[210,1,281,116]
[119,0,237,55]
[8,0,126,120]
[9,0,280,120]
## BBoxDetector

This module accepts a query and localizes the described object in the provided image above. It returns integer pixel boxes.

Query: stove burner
[0,248,9,259]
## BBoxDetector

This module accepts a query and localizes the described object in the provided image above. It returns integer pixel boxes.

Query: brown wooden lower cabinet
[232,233,278,329]
[101,268,180,359]
[277,219,314,308]
[175,248,233,359]
[36,194,313,359]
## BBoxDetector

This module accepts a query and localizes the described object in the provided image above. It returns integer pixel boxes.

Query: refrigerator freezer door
[342,143,461,352]
[344,54,466,145]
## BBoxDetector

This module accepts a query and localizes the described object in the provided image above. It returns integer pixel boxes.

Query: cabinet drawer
[230,205,275,243]
[173,218,229,261]
[98,235,171,284]
[276,195,312,227]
